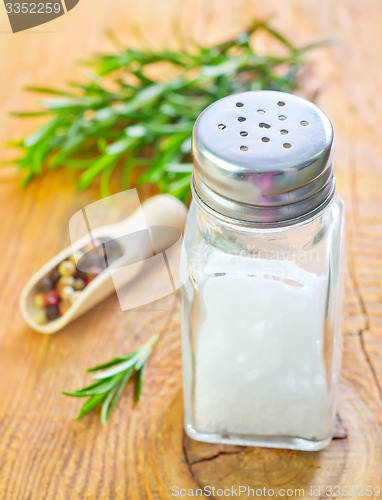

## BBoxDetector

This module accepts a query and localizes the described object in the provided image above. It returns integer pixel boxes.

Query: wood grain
[1,0,382,498]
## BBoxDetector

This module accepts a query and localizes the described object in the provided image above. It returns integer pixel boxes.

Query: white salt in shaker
[180,90,345,451]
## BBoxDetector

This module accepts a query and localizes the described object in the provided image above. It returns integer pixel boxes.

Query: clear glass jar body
[180,195,345,451]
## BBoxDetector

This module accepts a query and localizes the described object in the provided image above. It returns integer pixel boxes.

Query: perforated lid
[192,90,335,226]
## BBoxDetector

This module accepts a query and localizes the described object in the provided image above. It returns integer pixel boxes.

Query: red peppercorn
[43,290,59,307]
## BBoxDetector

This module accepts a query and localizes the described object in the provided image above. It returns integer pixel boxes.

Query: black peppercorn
[46,305,60,321]
[49,267,61,283]
[77,250,106,273]
[38,276,55,293]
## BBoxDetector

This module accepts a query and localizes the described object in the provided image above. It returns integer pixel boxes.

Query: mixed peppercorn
[34,237,123,324]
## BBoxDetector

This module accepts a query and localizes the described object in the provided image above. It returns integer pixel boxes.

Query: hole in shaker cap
[240,145,248,151]
[259,122,271,129]
[300,120,309,126]
[280,129,288,135]
[218,123,226,130]
[257,109,265,115]
[236,102,244,107]
[283,143,292,149]
[278,115,287,121]
[277,101,286,106]
[238,116,246,122]
[239,131,248,137]
[261,137,270,143]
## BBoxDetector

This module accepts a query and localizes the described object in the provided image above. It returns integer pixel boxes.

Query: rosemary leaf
[63,334,158,424]
[76,393,107,420]
[100,386,118,426]
[106,367,134,421]
[87,353,136,372]
[136,364,145,402]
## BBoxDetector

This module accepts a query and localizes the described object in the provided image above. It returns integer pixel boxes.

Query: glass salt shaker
[180,90,345,451]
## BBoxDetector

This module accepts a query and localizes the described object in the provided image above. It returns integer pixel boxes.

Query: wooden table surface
[1,0,382,498]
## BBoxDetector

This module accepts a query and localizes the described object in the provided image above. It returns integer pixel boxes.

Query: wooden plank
[0,0,382,498]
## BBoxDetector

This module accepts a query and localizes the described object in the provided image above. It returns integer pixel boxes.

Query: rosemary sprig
[10,20,324,201]
[63,334,158,425]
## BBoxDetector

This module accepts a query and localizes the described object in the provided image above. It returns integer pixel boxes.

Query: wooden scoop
[20,194,188,334]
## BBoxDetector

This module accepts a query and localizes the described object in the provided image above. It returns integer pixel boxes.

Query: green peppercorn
[61,286,75,301]
[69,291,81,304]
[58,260,76,277]
[73,278,86,291]
[57,276,75,288]
[34,293,46,309]
[35,310,47,325]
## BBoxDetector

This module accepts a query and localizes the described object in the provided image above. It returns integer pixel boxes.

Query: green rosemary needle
[63,334,158,425]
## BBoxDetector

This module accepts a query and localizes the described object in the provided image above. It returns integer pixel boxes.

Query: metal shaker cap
[192,91,335,226]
